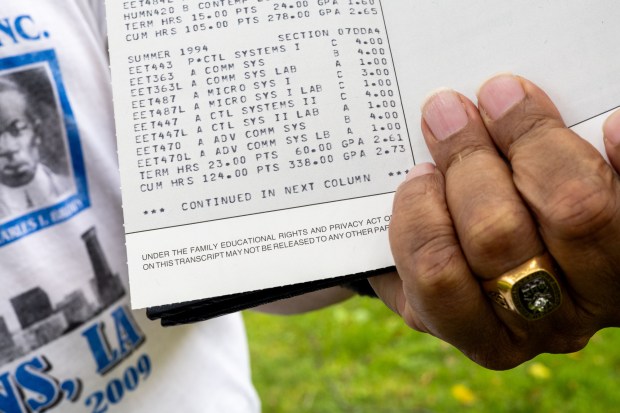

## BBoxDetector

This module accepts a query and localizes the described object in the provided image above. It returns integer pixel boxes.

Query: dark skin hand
[371,74,620,370]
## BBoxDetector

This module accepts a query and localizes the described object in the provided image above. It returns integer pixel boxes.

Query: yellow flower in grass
[451,384,476,405]
[527,362,551,380]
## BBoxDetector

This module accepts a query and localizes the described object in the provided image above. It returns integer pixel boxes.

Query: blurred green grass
[244,297,620,413]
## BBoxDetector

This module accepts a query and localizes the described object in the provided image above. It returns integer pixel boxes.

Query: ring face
[482,254,563,320]
[512,270,562,320]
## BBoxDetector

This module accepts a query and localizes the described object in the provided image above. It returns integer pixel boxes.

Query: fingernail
[603,109,620,146]
[422,89,469,141]
[405,163,435,182]
[477,74,526,120]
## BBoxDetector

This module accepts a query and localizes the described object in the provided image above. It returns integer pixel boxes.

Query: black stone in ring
[512,270,562,320]
[483,254,562,320]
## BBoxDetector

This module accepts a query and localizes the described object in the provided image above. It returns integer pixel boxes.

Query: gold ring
[482,253,562,320]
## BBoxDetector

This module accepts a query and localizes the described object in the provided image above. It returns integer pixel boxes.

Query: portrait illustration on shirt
[0,68,74,219]
[0,50,90,247]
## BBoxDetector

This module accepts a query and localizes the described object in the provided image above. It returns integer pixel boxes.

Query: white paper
[105,0,620,308]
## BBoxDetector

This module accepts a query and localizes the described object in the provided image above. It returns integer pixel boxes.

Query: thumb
[603,109,620,174]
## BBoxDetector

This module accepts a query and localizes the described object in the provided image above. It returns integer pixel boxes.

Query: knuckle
[506,112,564,153]
[469,328,590,370]
[544,172,618,240]
[464,202,533,259]
[390,178,454,261]
[389,207,450,254]
[411,237,464,293]
[469,338,530,370]
[545,325,592,355]
[545,310,597,354]
[392,175,444,225]
[444,143,496,172]
[464,308,597,370]
[394,178,440,212]
[548,335,590,355]
[475,355,526,371]
[401,307,430,334]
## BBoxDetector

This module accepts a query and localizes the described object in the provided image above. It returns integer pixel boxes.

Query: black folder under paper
[147,268,386,326]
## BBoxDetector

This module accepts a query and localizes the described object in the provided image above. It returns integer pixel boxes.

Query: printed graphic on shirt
[0,226,126,367]
[0,13,159,413]
[0,50,89,247]
[0,303,148,413]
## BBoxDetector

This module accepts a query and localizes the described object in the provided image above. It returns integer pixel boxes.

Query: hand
[371,74,620,370]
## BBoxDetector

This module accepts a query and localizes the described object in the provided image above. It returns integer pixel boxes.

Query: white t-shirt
[0,2,260,412]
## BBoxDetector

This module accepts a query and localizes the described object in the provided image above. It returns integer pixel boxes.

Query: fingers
[387,163,506,359]
[385,74,620,370]
[477,75,620,324]
[604,109,620,174]
[421,90,543,280]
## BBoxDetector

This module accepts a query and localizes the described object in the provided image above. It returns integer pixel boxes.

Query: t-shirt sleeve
[79,0,108,46]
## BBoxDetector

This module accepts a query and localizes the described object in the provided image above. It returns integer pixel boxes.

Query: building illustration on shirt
[0,227,125,365]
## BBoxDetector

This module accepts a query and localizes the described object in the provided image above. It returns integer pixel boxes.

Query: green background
[245,297,620,413]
